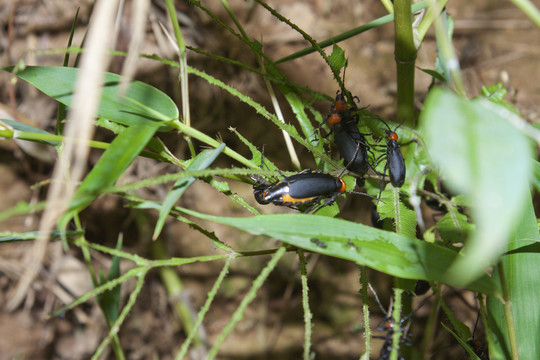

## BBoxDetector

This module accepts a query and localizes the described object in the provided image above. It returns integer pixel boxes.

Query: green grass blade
[419,88,532,285]
[62,123,161,221]
[153,143,226,239]
[487,193,540,360]
[207,245,287,359]
[176,208,499,295]
[96,236,123,326]
[441,323,481,360]
[2,66,179,129]
[274,1,428,64]
[0,230,82,242]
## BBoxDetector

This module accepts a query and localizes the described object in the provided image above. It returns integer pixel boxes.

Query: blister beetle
[252,170,347,213]
[333,121,370,176]
[384,129,405,187]
[318,90,355,136]
[373,120,406,189]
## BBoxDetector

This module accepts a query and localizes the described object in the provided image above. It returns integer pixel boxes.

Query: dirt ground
[0,0,539,359]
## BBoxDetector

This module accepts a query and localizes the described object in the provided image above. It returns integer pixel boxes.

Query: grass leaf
[176,208,499,295]
[2,66,179,130]
[153,143,226,240]
[487,193,540,359]
[60,122,161,226]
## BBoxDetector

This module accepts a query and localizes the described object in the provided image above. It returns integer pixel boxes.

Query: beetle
[384,129,405,187]
[333,121,370,175]
[374,120,406,188]
[318,90,354,137]
[253,170,347,213]
[317,89,373,176]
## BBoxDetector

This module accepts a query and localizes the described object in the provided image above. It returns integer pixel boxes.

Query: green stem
[253,0,343,89]
[419,290,440,358]
[13,130,174,163]
[360,266,371,360]
[176,256,233,360]
[394,0,417,125]
[380,0,394,13]
[221,0,302,168]
[91,268,148,360]
[165,0,195,158]
[429,0,466,97]
[298,250,312,360]
[153,240,203,347]
[275,1,429,64]
[416,0,449,44]
[207,245,287,359]
[389,287,403,360]
[509,0,540,27]
[172,121,255,168]
[497,262,520,360]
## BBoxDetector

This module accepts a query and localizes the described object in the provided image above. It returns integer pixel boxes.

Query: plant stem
[394,0,417,125]
[510,0,540,27]
[298,250,312,360]
[207,245,287,359]
[165,0,195,157]
[153,240,204,347]
[390,287,403,360]
[498,262,520,360]
[360,266,371,359]
[429,0,466,97]
[275,1,429,64]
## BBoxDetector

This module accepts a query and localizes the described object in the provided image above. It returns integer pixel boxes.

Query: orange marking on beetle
[328,112,342,125]
[334,99,348,112]
[281,194,316,205]
[337,178,347,193]
[388,131,398,141]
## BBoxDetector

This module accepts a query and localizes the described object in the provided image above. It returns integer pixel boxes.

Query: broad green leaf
[2,66,178,130]
[61,122,161,222]
[487,193,540,360]
[177,208,499,295]
[153,143,226,240]
[419,88,532,285]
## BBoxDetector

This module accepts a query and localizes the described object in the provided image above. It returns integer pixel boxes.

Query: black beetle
[253,170,347,213]
[333,121,370,175]
[384,129,405,188]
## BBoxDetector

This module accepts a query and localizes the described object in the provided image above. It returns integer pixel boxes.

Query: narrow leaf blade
[153,143,226,240]
[177,208,499,295]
